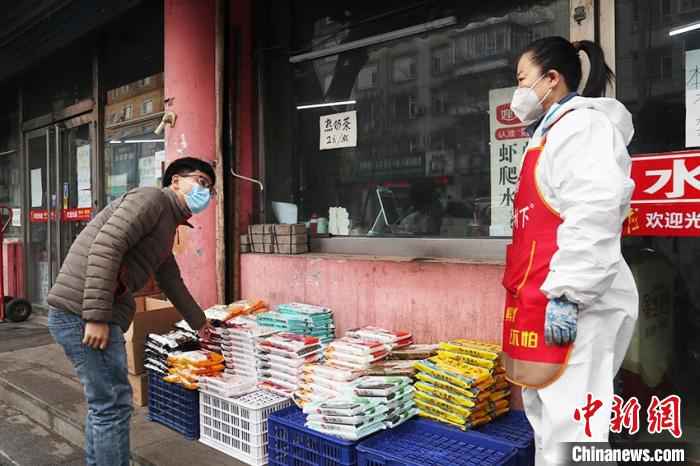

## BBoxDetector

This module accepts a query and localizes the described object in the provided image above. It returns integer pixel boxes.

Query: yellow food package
[414,391,477,418]
[414,381,478,408]
[415,399,467,426]
[437,350,497,370]
[431,355,493,379]
[429,357,492,381]
[489,389,511,403]
[418,410,467,430]
[415,372,485,399]
[415,360,489,388]
[468,413,493,428]
[439,340,501,360]
[489,398,510,412]
[167,350,225,368]
[446,339,501,353]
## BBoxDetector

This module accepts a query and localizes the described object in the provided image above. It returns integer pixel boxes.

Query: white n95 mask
[510,74,551,125]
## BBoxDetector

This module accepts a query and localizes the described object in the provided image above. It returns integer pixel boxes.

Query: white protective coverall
[522,96,639,465]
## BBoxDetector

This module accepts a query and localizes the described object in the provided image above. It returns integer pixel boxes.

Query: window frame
[262,1,587,262]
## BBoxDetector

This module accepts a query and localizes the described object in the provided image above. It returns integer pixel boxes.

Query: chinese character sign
[489,87,529,236]
[320,110,357,150]
[624,152,700,237]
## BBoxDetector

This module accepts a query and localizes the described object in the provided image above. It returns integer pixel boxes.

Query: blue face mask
[185,184,211,214]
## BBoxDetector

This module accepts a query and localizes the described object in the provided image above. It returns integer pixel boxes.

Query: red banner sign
[30,208,92,223]
[30,210,55,223]
[625,151,700,236]
[62,208,92,222]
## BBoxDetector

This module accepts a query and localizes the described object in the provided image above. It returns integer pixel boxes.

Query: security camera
[154,111,177,135]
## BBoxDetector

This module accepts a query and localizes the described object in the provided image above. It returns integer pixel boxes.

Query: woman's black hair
[520,36,614,98]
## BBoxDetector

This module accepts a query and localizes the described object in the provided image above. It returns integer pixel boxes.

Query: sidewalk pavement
[0,341,246,466]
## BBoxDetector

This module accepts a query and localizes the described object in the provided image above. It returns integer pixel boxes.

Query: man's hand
[198,321,215,340]
[83,322,110,350]
[544,297,579,346]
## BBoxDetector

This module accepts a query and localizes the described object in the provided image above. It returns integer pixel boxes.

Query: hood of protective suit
[541,96,634,145]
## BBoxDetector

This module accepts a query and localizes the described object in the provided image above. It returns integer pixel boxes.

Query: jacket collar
[162,187,194,228]
[526,92,578,137]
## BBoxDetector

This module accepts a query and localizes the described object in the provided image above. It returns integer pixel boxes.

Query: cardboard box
[274,224,307,235]
[129,373,149,407]
[125,297,182,375]
[274,243,309,254]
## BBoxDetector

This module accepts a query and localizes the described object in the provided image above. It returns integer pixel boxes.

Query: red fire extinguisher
[0,206,32,323]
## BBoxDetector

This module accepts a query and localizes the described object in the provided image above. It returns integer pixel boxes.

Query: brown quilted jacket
[47,187,207,332]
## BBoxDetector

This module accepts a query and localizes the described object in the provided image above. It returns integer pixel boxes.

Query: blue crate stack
[356,419,517,466]
[268,406,358,466]
[147,371,200,440]
[474,410,535,466]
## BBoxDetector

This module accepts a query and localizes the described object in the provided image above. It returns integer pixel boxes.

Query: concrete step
[0,344,246,466]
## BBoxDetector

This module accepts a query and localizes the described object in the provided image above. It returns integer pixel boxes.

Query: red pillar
[164,0,218,308]
[231,0,255,236]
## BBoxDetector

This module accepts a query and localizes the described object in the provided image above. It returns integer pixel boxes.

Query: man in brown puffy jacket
[47,157,216,466]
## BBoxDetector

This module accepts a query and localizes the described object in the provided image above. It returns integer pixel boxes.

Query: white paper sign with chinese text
[686,50,700,148]
[488,87,529,236]
[320,110,357,150]
[77,144,92,208]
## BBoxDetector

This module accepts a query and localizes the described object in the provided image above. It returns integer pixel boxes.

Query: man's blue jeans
[48,308,132,466]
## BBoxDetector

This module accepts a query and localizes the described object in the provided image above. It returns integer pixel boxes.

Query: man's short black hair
[162,157,216,188]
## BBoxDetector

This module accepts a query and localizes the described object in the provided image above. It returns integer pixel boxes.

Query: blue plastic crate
[268,406,358,466]
[357,419,517,466]
[474,411,535,466]
[147,371,200,440]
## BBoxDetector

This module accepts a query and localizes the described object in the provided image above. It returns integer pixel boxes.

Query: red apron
[502,130,573,389]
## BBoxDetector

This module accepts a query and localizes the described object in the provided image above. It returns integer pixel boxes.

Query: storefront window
[101,0,164,204]
[0,84,22,239]
[104,73,165,204]
[264,0,569,238]
[616,0,700,453]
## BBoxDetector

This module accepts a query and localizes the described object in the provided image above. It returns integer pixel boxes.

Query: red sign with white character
[495,103,522,126]
[624,151,700,237]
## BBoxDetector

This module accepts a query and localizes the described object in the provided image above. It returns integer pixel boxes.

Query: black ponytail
[520,36,614,98]
[573,40,614,97]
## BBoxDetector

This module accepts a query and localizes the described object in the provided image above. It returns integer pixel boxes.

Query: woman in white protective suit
[501,36,638,465]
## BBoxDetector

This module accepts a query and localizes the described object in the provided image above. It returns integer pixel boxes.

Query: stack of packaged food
[219,321,277,380]
[256,333,324,397]
[302,376,417,440]
[144,329,200,376]
[345,326,414,350]
[367,344,439,377]
[162,350,226,390]
[294,363,365,407]
[257,303,335,343]
[295,328,414,406]
[413,339,510,430]
[324,337,390,371]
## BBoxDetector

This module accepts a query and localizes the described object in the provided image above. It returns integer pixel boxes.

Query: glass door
[25,122,93,308]
[26,127,58,306]
[58,122,92,264]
